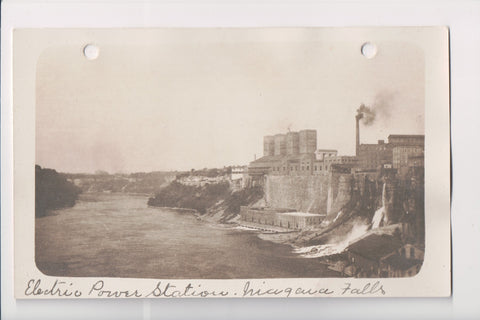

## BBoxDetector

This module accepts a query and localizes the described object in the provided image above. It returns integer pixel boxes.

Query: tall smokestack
[356,112,363,156]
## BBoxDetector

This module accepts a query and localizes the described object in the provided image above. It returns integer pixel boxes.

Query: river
[35,193,339,279]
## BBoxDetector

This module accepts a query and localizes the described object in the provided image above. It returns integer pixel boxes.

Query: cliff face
[148,180,264,221]
[148,181,231,214]
[265,175,328,214]
[264,173,352,216]
[326,174,354,220]
[264,168,424,246]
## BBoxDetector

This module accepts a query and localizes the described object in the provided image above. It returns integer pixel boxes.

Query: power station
[249,110,424,179]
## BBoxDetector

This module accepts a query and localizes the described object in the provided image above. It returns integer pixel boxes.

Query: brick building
[357,140,393,170]
[248,129,348,178]
[356,135,424,170]
[249,129,321,177]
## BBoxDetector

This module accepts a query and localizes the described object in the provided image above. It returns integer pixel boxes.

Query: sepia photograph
[33,28,427,280]
[7,0,480,319]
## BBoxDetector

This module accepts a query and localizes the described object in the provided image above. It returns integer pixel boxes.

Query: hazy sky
[36,30,424,173]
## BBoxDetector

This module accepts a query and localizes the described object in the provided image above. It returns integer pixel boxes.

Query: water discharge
[295,223,369,258]
[333,210,343,223]
[326,184,333,214]
[371,183,386,229]
[306,199,315,213]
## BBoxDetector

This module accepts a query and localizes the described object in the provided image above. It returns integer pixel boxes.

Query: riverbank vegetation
[63,171,175,194]
[35,165,82,218]
[148,181,263,217]
[147,181,230,214]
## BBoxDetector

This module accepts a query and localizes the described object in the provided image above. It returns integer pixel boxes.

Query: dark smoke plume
[357,91,395,126]
[372,91,395,119]
[357,104,376,126]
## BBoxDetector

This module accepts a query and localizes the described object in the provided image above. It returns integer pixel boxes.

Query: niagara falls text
[24,279,387,298]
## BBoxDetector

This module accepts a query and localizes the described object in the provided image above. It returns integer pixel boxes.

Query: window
[295,166,298,171]
[315,166,317,171]
[301,166,304,170]
[307,166,309,170]
[410,247,415,258]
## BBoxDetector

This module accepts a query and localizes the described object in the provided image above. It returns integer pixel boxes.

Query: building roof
[346,227,403,262]
[388,134,425,139]
[250,155,284,163]
[249,154,315,167]
[280,212,326,217]
[359,143,392,148]
[381,254,423,271]
[248,155,284,168]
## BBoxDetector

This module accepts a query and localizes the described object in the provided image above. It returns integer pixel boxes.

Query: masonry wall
[326,173,354,220]
[264,173,352,216]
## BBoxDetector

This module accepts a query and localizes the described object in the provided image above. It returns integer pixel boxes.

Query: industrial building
[239,206,325,230]
[356,135,424,171]
[248,129,341,178]
[355,109,424,170]
[249,110,425,177]
[243,110,425,232]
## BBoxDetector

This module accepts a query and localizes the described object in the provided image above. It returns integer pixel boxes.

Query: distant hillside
[63,171,176,194]
[148,180,263,220]
[35,165,82,218]
[147,181,231,214]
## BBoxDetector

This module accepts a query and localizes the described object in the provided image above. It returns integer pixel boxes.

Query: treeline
[36,165,82,218]
[63,171,175,194]
[223,185,264,214]
[147,181,230,214]
[148,181,263,216]
[175,167,232,179]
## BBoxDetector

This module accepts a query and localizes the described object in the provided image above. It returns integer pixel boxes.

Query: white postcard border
[11,27,450,299]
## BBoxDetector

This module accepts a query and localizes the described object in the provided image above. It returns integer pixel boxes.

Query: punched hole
[361,42,377,59]
[83,44,99,60]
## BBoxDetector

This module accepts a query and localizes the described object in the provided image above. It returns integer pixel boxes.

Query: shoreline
[148,203,315,252]
[80,194,332,257]
[85,194,330,261]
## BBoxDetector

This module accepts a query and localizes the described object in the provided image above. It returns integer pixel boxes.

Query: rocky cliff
[264,173,353,217]
[263,167,424,248]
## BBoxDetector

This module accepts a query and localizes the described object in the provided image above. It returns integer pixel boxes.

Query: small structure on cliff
[239,206,325,230]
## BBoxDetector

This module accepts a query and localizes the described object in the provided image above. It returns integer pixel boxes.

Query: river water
[36,193,338,279]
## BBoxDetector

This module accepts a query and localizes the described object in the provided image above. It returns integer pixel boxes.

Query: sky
[36,29,424,174]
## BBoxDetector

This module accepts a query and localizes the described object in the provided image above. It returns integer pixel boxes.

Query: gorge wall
[264,173,353,217]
